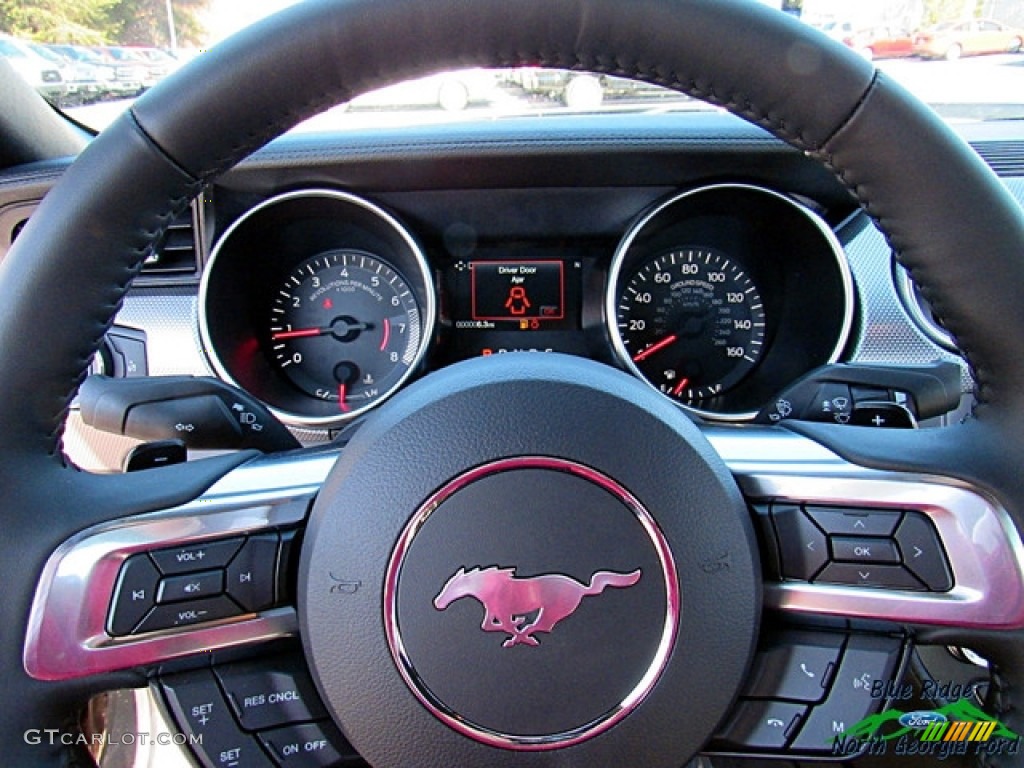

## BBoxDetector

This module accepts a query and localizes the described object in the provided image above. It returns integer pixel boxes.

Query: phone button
[743,631,843,703]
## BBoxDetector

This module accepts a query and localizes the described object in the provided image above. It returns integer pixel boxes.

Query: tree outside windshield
[0,0,1023,129]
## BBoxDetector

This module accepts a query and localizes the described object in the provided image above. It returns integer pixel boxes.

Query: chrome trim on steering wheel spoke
[715,427,1024,630]
[24,430,1024,682]
[23,451,336,681]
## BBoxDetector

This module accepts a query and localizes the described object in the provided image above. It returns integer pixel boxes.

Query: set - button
[107,530,295,637]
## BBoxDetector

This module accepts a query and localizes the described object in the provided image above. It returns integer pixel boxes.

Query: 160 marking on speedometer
[615,248,767,404]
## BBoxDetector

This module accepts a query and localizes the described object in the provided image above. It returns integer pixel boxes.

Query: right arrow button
[894,512,953,592]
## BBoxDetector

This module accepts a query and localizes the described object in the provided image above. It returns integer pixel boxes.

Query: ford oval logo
[899,711,948,729]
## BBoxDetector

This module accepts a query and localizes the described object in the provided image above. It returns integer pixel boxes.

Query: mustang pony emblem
[433,566,642,647]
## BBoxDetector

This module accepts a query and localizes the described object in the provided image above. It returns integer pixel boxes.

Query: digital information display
[471,261,564,325]
[446,255,585,361]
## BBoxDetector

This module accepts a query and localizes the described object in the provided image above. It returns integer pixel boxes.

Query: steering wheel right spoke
[708,427,1024,760]
[714,427,1024,630]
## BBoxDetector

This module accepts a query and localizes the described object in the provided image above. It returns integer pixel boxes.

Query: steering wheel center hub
[386,457,679,748]
[299,354,760,767]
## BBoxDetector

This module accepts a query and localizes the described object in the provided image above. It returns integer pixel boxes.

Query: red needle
[632,334,678,362]
[338,383,351,413]
[272,328,323,340]
[671,377,690,397]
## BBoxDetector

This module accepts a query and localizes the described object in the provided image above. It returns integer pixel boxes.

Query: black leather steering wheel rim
[2,0,1024,765]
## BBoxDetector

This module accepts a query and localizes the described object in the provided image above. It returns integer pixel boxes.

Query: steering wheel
[4,0,1024,766]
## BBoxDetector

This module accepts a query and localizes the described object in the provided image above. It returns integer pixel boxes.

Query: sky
[201,0,303,45]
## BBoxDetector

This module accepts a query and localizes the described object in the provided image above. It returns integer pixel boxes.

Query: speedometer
[613,248,766,405]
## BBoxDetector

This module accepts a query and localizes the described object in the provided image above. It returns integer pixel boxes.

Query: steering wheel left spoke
[24,450,331,682]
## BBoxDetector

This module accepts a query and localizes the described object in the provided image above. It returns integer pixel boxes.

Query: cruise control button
[227,533,278,612]
[895,512,953,591]
[259,720,360,767]
[714,699,806,750]
[108,554,160,636]
[771,505,828,580]
[815,563,925,591]
[158,569,225,604]
[152,538,244,575]
[162,669,274,768]
[136,595,242,633]
[830,536,900,565]
[744,632,843,703]
[790,635,901,753]
[217,655,327,732]
[805,507,902,537]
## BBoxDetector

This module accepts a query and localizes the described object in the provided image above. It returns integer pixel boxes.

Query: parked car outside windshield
[1,0,1023,129]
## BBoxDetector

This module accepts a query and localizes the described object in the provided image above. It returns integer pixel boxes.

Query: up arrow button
[805,507,901,537]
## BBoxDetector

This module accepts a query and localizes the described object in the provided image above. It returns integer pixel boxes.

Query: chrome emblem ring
[384,456,680,750]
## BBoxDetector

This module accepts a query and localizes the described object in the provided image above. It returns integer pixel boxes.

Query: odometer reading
[268,249,421,418]
[615,248,766,404]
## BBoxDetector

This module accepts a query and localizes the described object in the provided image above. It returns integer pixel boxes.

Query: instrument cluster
[200,184,853,428]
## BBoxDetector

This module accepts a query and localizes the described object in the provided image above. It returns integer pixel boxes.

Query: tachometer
[268,249,421,416]
[613,248,766,405]
[201,189,437,429]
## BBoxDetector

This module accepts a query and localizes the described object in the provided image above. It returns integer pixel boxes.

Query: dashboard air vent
[140,203,200,280]
[970,141,1024,177]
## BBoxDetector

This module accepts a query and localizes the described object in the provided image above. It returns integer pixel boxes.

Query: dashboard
[0,110,1000,470]
[5,75,1024,768]
[199,181,852,428]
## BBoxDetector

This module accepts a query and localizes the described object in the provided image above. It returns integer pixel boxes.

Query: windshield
[1,0,1023,129]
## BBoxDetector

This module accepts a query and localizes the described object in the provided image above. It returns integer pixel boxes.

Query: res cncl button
[215,656,327,731]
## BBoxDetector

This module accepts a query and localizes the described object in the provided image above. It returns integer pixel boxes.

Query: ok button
[831,536,900,564]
